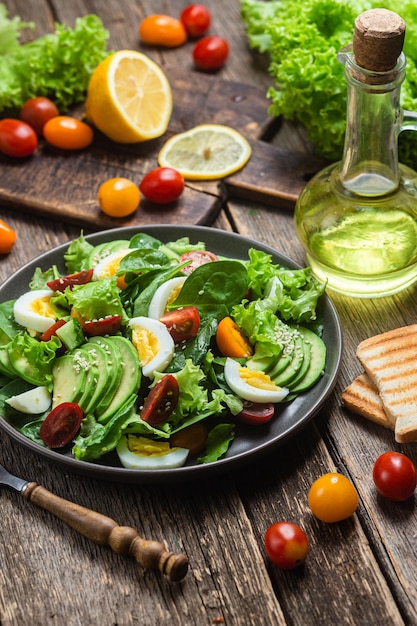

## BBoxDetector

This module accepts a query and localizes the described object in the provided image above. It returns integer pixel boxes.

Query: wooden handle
[23,482,188,582]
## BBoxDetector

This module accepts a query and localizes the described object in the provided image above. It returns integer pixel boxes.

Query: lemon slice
[158,124,252,180]
[85,50,172,143]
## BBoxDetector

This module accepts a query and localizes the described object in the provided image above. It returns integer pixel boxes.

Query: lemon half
[85,50,172,143]
[158,124,252,180]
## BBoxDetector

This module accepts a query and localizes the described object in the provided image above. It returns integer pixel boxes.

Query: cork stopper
[353,9,405,72]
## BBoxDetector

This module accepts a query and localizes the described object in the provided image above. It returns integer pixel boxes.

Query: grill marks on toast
[342,325,417,443]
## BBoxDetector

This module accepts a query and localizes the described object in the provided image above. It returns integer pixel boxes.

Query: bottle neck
[338,48,406,197]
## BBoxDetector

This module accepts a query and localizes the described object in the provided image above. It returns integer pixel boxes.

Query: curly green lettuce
[241,0,417,163]
[0,4,110,112]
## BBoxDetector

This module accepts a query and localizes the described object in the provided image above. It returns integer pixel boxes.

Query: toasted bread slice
[356,324,417,426]
[395,415,417,443]
[341,373,392,429]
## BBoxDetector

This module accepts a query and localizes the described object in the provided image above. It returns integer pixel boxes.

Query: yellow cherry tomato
[43,116,93,150]
[139,15,187,47]
[0,219,17,254]
[308,472,359,523]
[216,316,253,358]
[98,177,140,217]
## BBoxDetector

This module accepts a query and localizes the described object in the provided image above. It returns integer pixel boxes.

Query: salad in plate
[0,231,327,470]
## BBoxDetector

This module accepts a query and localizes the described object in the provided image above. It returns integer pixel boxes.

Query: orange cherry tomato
[139,15,187,47]
[0,219,17,254]
[43,116,93,150]
[98,177,141,217]
[216,316,253,358]
[170,422,208,456]
[308,473,359,523]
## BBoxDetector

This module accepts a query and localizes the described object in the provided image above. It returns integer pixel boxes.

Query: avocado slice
[88,240,130,267]
[73,346,101,413]
[52,353,87,408]
[96,336,141,424]
[87,336,123,415]
[290,328,326,393]
[81,341,116,415]
[272,332,306,387]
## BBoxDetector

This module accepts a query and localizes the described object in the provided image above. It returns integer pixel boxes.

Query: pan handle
[23,482,188,582]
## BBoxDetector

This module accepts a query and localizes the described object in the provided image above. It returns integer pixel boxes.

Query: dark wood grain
[1,1,417,625]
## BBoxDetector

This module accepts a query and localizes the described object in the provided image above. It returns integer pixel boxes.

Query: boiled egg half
[116,435,189,470]
[6,385,52,414]
[93,249,132,279]
[224,357,289,403]
[148,276,186,319]
[14,289,56,334]
[128,316,175,378]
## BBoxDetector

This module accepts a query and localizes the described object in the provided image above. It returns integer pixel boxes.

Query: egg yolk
[238,365,279,391]
[32,296,56,319]
[131,328,160,366]
[165,284,183,311]
[127,436,175,457]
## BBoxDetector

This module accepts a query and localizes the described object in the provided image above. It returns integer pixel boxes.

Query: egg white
[128,316,175,378]
[6,386,52,414]
[93,248,131,279]
[14,289,56,333]
[116,435,189,470]
[224,357,289,403]
[148,276,186,319]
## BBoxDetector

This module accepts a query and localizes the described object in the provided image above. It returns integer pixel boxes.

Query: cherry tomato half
[47,269,94,292]
[308,473,359,523]
[98,177,141,218]
[179,249,218,274]
[0,219,17,254]
[19,97,59,135]
[40,402,83,449]
[139,15,187,47]
[192,36,229,71]
[141,374,180,426]
[216,316,252,358]
[0,119,38,157]
[237,402,275,425]
[180,4,211,38]
[40,319,67,342]
[82,314,122,337]
[43,116,93,150]
[160,306,201,341]
[139,167,184,204]
[373,452,417,502]
[264,522,308,570]
[170,422,208,456]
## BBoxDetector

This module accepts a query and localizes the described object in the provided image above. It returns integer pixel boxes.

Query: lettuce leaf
[64,277,126,323]
[241,0,417,163]
[0,6,110,112]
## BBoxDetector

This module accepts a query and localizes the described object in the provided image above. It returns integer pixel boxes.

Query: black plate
[0,225,342,483]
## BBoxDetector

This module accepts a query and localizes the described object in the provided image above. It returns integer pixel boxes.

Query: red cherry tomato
[40,402,83,449]
[237,402,275,425]
[19,97,59,135]
[47,269,94,292]
[43,116,93,150]
[82,314,122,337]
[0,119,38,157]
[178,249,218,274]
[139,15,187,47]
[139,167,184,204]
[180,4,211,38]
[160,306,201,341]
[192,36,229,71]
[264,522,308,570]
[40,319,67,342]
[141,374,180,426]
[373,452,417,502]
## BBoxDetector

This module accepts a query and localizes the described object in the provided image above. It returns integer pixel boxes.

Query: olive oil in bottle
[295,9,417,297]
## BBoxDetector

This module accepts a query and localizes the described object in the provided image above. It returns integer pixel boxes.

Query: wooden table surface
[1,1,416,625]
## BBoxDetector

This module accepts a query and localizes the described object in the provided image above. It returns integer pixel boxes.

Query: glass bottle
[294,9,417,298]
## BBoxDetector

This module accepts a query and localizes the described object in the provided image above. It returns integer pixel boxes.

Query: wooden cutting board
[0,67,327,228]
